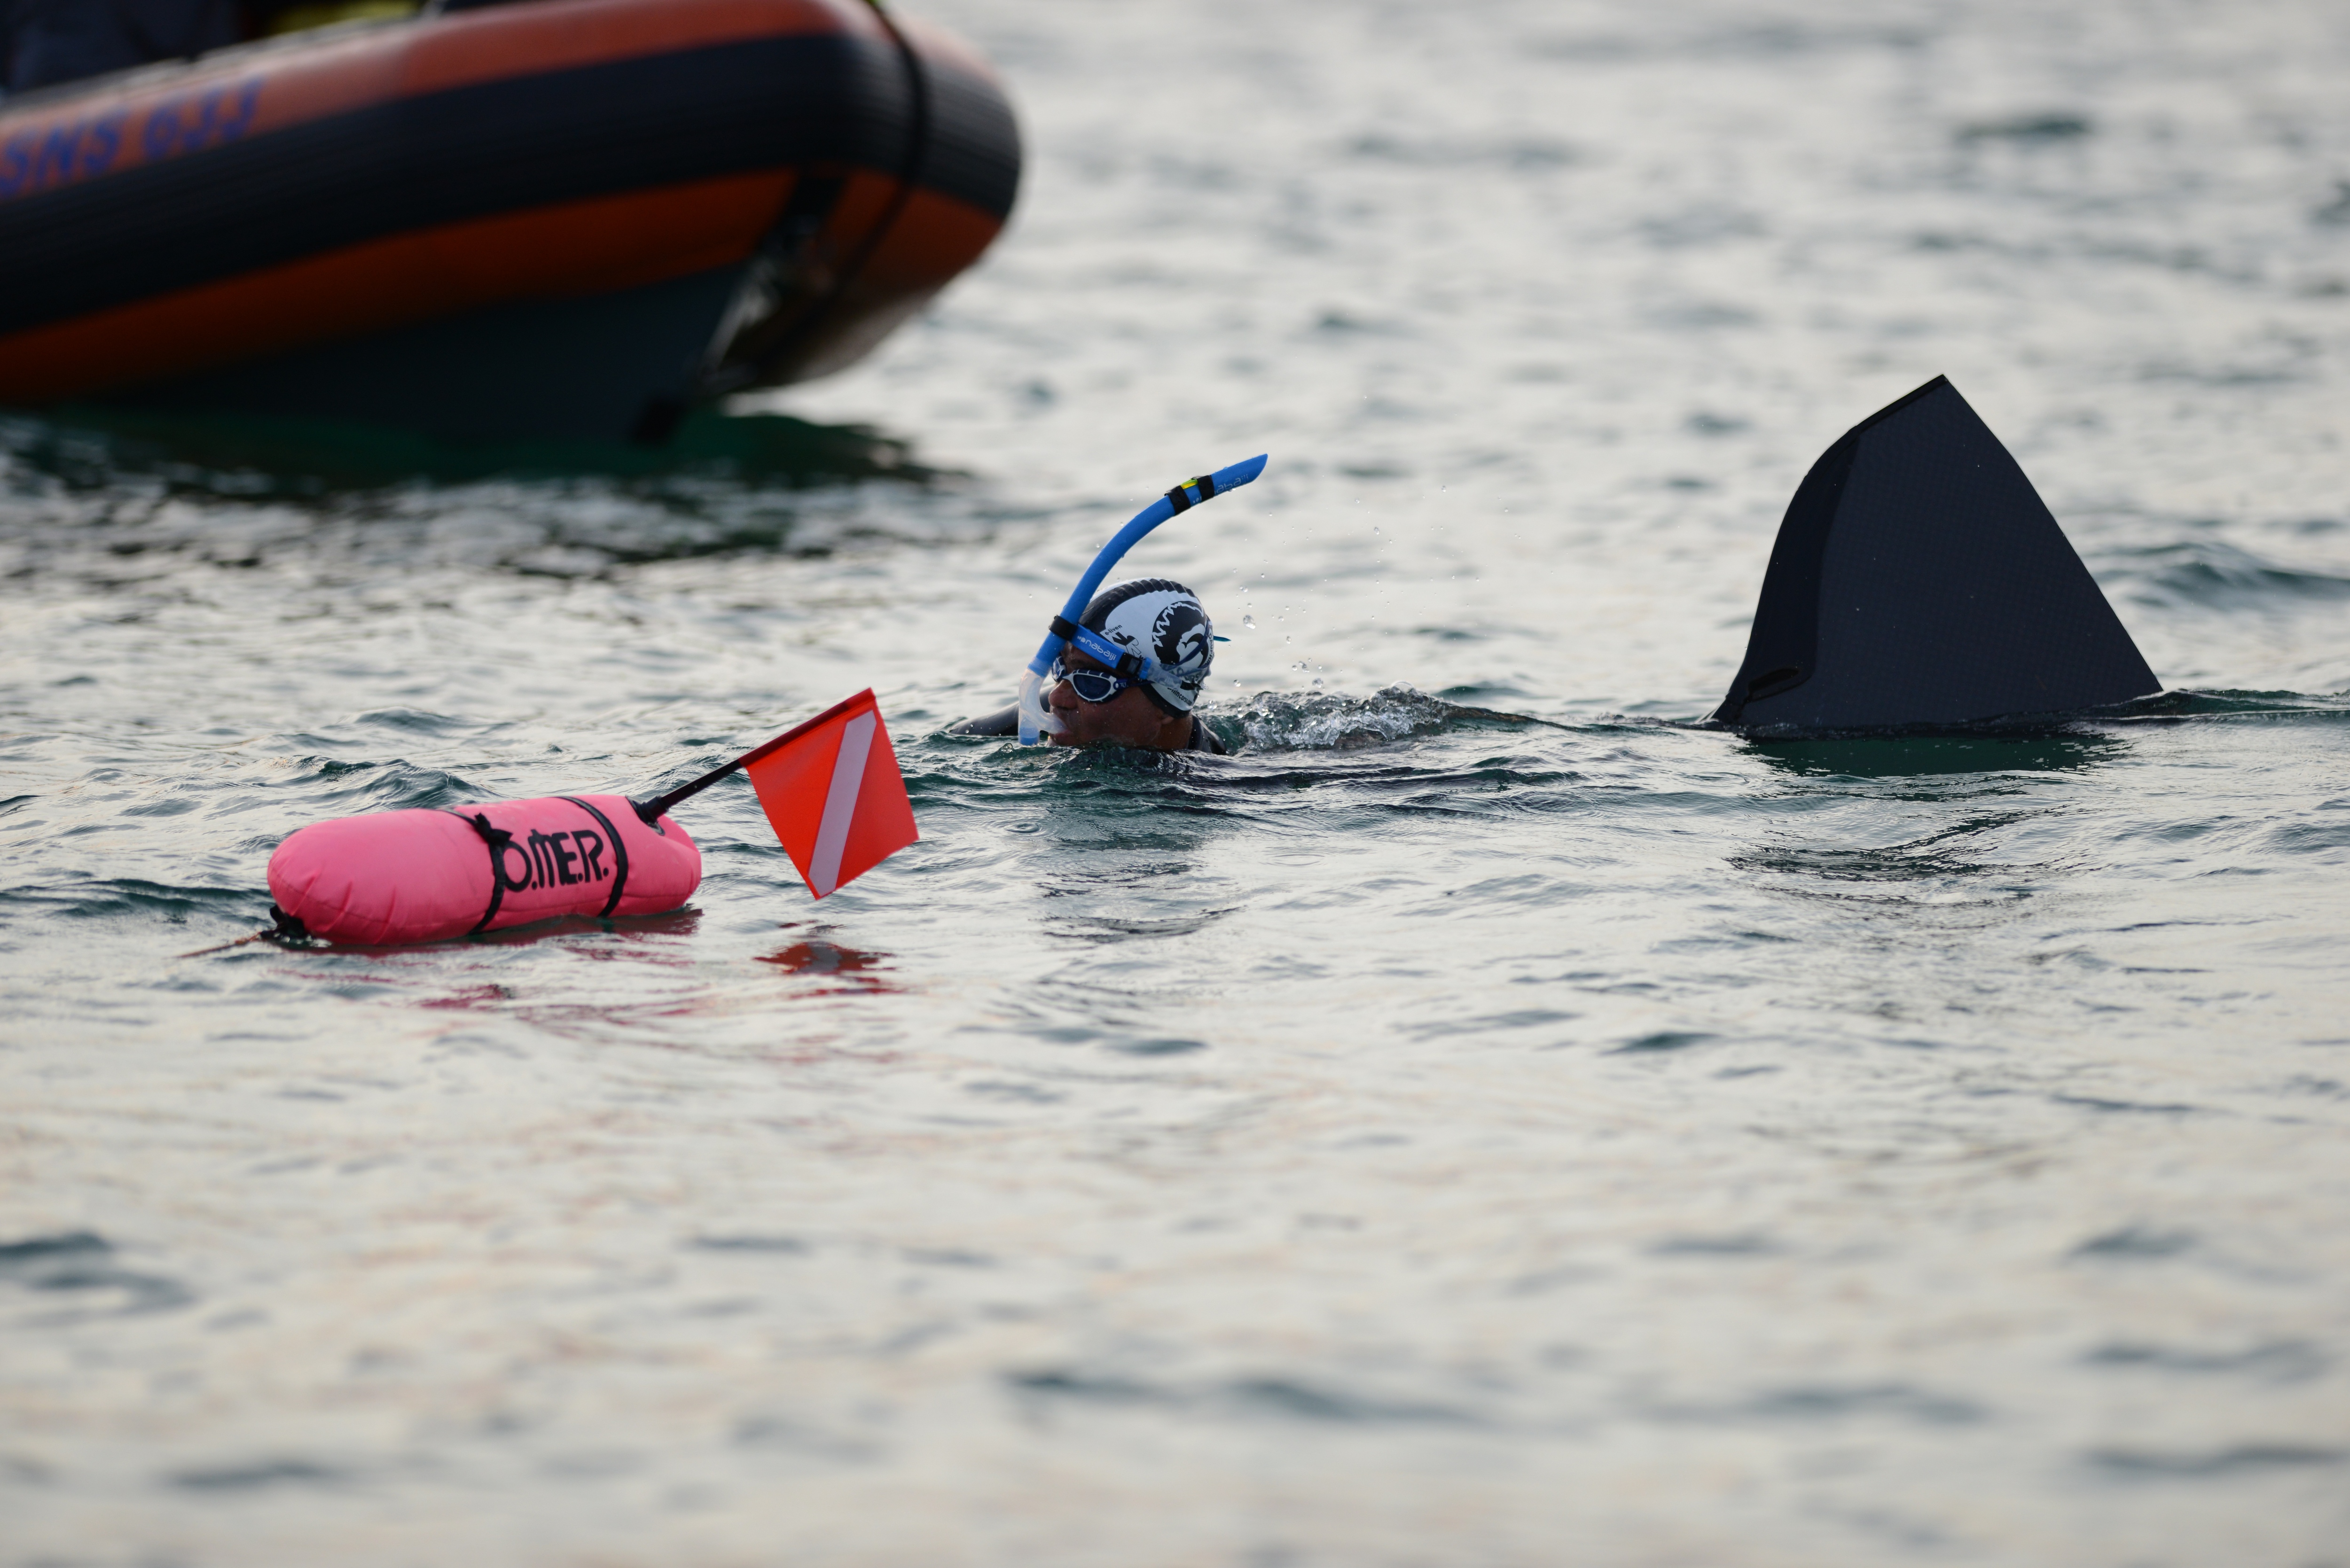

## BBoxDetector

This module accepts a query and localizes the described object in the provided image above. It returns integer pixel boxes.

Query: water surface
[5,0,2349,1562]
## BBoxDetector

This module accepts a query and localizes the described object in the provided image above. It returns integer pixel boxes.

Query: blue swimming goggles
[1049,625,1163,705]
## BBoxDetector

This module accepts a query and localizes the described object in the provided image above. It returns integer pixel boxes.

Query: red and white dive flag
[742,690,919,898]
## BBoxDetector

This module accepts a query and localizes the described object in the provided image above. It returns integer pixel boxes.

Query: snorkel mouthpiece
[1018,454,1269,744]
[1017,667,1061,740]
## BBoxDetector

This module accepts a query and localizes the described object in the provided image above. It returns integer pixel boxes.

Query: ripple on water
[0,1233,194,1324]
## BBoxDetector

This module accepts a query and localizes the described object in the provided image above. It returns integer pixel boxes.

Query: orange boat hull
[0,0,1018,441]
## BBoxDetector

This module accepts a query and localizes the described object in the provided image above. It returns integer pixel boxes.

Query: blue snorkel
[1018,453,1269,743]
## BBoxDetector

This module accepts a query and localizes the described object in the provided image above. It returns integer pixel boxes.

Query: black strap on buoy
[559,797,633,919]
[454,803,634,932]
[456,812,533,935]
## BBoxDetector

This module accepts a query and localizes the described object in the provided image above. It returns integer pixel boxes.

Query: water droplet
[1242,613,1255,629]
[1285,635,1292,643]
[1312,677,1324,687]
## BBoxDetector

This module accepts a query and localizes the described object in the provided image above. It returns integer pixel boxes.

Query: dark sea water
[5,1,2350,1563]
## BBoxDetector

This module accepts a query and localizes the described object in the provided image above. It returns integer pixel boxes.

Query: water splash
[1214,684,1550,751]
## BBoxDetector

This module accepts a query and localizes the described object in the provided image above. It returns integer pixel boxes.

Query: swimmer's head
[1045,578,1214,749]
[1079,578,1214,716]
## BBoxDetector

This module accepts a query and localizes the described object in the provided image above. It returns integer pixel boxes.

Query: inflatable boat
[0,0,1018,442]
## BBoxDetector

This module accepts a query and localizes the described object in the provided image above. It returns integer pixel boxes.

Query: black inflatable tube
[1713,375,2161,732]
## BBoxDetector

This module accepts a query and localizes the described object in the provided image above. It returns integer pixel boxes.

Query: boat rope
[689,0,932,408]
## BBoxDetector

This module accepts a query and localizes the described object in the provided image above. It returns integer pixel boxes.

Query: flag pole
[634,689,877,825]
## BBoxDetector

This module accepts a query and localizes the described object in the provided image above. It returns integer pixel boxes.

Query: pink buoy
[267,795,700,946]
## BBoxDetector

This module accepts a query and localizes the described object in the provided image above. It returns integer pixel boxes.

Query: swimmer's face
[1048,649,1190,750]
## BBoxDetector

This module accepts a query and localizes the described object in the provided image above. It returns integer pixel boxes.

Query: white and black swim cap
[1080,578,1215,716]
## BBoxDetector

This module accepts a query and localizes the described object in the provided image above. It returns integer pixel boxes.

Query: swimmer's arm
[951,704,1021,736]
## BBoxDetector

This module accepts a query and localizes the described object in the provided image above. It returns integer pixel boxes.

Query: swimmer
[956,456,1264,751]
[956,578,1229,753]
